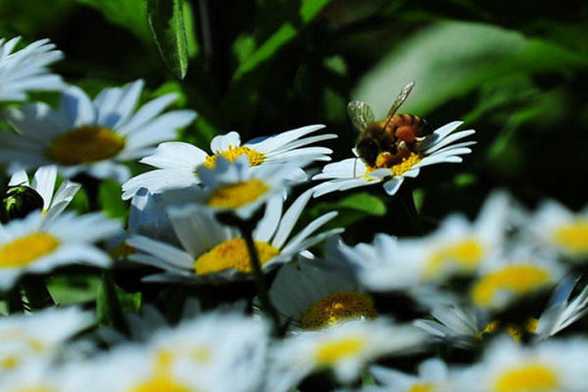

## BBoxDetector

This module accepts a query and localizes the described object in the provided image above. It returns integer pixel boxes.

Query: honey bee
[348,81,428,169]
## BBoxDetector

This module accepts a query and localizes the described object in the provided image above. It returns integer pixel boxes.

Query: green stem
[399,186,423,235]
[239,224,282,335]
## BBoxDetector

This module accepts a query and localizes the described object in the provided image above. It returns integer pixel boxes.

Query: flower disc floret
[194,238,279,275]
[207,179,269,209]
[492,363,559,392]
[203,146,265,169]
[0,232,59,268]
[47,126,126,165]
[301,291,377,330]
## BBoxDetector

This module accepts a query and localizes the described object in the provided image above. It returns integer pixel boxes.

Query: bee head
[356,137,380,167]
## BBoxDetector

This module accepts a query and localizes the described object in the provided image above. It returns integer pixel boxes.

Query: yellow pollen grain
[552,220,588,255]
[390,152,422,176]
[493,363,559,392]
[203,146,265,169]
[0,232,59,269]
[207,179,269,209]
[471,264,552,308]
[194,238,279,275]
[409,383,435,392]
[300,291,377,330]
[47,126,125,165]
[424,239,484,278]
[315,336,366,365]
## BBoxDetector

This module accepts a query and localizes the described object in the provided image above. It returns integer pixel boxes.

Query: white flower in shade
[336,193,511,291]
[269,256,376,331]
[368,359,454,392]
[267,318,426,391]
[0,36,63,102]
[534,276,588,341]
[193,156,299,219]
[7,165,80,222]
[461,337,588,392]
[0,362,63,392]
[469,249,565,311]
[312,121,475,197]
[414,303,491,348]
[526,200,588,260]
[0,307,93,378]
[128,189,342,283]
[0,210,120,289]
[121,124,336,199]
[0,81,196,182]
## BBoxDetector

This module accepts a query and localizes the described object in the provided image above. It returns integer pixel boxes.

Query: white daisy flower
[193,156,300,219]
[0,361,63,392]
[6,165,80,222]
[312,121,475,197]
[335,192,511,291]
[121,124,336,199]
[267,318,426,391]
[369,359,454,392]
[526,200,588,260]
[128,189,342,282]
[0,210,120,289]
[469,249,565,311]
[535,276,588,341]
[269,255,376,331]
[461,336,588,392]
[0,81,197,182]
[0,36,63,102]
[0,307,93,378]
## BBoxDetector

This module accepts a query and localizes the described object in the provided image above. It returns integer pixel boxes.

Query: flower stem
[238,223,282,335]
[399,186,423,235]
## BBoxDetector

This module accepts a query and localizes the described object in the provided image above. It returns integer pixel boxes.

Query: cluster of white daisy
[2,35,588,392]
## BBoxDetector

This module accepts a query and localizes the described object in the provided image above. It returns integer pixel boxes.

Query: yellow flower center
[493,363,559,392]
[15,388,54,392]
[552,220,588,255]
[424,239,484,279]
[203,146,265,169]
[1,356,20,370]
[409,384,435,392]
[207,179,270,209]
[47,126,125,165]
[128,376,193,392]
[391,153,422,176]
[0,232,60,268]
[194,238,279,275]
[300,291,377,330]
[315,336,366,365]
[471,264,552,308]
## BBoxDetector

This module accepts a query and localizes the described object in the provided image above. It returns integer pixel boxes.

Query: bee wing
[386,81,415,118]
[347,100,375,132]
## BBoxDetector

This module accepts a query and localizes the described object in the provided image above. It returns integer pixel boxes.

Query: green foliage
[99,180,128,220]
[307,192,387,229]
[147,0,192,79]
[77,0,151,42]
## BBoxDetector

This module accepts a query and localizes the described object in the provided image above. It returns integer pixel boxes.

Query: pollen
[203,146,265,169]
[552,220,588,255]
[47,126,125,165]
[408,384,435,392]
[390,152,422,176]
[300,291,377,330]
[424,238,484,279]
[314,336,366,365]
[207,179,270,209]
[194,238,279,275]
[0,232,60,268]
[471,264,552,308]
[492,363,559,392]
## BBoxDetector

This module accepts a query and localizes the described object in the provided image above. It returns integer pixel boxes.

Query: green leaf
[99,180,128,220]
[354,21,588,117]
[77,0,150,42]
[147,0,191,79]
[336,193,387,215]
[233,0,333,80]
[306,192,387,229]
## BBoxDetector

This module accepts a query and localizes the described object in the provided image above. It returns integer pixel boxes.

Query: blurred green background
[2,0,588,241]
